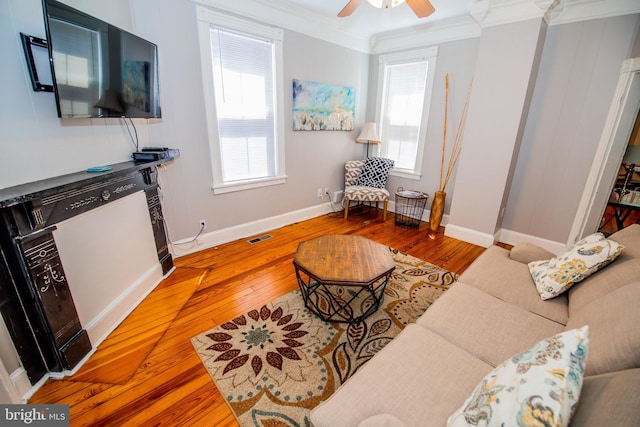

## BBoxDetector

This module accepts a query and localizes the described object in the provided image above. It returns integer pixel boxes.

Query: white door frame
[568,57,640,245]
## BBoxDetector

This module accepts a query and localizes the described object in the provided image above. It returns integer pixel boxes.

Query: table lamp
[356,122,381,158]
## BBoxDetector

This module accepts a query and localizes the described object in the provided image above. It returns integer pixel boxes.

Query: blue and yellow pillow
[448,326,589,427]
[528,233,624,300]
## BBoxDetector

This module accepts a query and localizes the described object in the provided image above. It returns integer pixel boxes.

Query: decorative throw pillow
[447,326,589,427]
[528,233,624,300]
[355,157,394,189]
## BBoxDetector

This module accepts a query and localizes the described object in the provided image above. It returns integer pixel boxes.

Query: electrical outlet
[324,187,330,195]
[317,188,322,197]
[199,219,207,230]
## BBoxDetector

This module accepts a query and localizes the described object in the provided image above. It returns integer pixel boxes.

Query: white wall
[446,18,547,247]
[502,14,640,244]
[129,0,369,244]
[0,0,143,189]
[54,193,161,345]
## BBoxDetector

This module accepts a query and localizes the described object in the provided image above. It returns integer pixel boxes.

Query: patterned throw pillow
[447,326,589,427]
[355,157,394,189]
[528,233,624,300]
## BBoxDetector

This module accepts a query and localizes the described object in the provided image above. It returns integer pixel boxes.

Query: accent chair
[343,157,394,220]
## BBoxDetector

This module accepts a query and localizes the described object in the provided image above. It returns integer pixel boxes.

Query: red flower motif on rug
[193,292,336,417]
[205,305,309,377]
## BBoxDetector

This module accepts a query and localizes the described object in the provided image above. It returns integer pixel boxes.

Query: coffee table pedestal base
[294,269,392,323]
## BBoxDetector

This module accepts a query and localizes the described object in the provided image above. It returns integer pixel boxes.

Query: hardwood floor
[29,209,488,426]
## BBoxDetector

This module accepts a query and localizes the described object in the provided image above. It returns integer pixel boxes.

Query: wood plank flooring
[29,208,489,426]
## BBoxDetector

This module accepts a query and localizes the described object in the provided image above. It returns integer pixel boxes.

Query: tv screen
[42,0,161,119]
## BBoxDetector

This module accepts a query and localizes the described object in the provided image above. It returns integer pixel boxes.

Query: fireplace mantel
[0,158,175,384]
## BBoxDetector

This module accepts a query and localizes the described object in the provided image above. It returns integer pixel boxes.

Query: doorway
[569,58,640,245]
[598,112,640,235]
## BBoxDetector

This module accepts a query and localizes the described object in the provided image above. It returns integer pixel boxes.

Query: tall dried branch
[438,75,473,192]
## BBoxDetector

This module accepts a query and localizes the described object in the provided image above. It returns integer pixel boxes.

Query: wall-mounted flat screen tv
[42,0,161,119]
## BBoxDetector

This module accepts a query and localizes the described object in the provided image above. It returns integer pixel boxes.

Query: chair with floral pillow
[343,157,394,220]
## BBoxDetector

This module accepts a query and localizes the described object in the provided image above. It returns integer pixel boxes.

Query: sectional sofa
[311,224,640,426]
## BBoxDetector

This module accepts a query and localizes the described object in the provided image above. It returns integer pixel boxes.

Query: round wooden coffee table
[292,234,396,323]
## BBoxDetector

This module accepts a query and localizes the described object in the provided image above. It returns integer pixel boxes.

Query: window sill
[389,169,421,181]
[213,175,287,195]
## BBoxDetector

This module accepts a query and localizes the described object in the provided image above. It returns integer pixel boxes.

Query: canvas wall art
[292,79,355,131]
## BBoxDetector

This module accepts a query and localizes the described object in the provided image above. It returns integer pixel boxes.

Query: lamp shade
[356,122,381,145]
[94,89,124,114]
[622,145,640,165]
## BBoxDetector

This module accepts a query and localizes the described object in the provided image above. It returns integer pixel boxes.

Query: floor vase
[429,191,446,231]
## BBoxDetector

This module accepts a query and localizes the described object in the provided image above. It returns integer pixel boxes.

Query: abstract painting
[292,79,354,131]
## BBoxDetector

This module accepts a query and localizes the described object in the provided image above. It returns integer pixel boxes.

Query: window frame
[376,47,438,180]
[196,6,286,194]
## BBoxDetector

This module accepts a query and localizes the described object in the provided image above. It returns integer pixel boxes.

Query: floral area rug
[191,249,457,427]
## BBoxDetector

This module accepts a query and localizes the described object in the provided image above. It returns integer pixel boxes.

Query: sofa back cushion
[566,282,640,376]
[459,246,569,324]
[568,224,640,316]
[570,369,640,427]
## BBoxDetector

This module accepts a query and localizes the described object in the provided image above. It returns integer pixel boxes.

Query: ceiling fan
[338,0,435,18]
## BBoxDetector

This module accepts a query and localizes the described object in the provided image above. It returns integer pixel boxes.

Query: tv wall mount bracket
[20,32,54,93]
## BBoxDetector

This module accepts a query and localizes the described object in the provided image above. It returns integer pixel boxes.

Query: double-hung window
[377,47,438,179]
[197,7,286,193]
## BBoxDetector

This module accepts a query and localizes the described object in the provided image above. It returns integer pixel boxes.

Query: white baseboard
[444,223,567,253]
[171,203,335,257]
[496,228,566,254]
[172,201,450,257]
[444,224,496,247]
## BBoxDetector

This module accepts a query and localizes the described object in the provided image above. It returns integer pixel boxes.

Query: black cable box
[133,148,180,162]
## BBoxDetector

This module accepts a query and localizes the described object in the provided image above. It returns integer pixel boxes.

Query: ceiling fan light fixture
[367,0,406,9]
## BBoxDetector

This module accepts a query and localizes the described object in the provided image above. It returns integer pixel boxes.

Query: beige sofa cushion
[571,369,640,427]
[310,326,492,427]
[509,241,555,264]
[457,246,569,324]
[566,282,640,376]
[417,282,565,367]
[568,224,640,316]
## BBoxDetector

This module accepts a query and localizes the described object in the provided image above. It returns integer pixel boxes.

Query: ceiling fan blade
[405,0,435,18]
[338,0,365,17]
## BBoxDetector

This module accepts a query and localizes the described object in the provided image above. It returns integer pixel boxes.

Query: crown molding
[470,0,557,27]
[546,0,640,26]
[191,0,372,53]
[371,16,481,54]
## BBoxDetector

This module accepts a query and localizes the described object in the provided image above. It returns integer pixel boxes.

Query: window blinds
[210,27,276,183]
[381,60,428,171]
